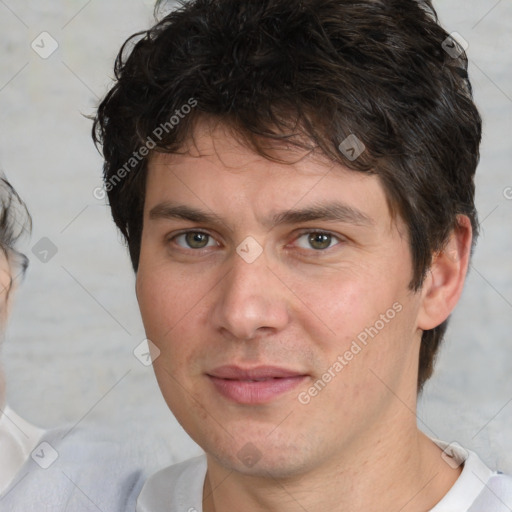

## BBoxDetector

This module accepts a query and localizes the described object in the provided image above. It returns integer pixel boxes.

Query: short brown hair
[92,0,481,391]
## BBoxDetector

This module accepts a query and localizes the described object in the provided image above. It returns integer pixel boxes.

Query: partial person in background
[0,175,144,511]
[0,177,45,496]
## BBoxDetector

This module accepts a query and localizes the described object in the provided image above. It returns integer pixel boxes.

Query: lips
[209,365,305,380]
[207,365,308,404]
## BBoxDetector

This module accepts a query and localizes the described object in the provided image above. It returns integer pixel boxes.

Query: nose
[210,247,290,341]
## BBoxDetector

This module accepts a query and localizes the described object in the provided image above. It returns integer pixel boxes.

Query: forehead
[145,120,398,233]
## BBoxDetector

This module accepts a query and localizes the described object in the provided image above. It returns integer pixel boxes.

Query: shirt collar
[430,439,496,511]
[0,405,46,495]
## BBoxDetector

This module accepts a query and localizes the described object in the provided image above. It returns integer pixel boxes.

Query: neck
[202,418,461,512]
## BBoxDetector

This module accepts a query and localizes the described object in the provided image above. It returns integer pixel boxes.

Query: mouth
[207,365,309,404]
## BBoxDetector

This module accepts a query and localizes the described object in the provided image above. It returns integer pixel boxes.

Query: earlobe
[417,215,473,331]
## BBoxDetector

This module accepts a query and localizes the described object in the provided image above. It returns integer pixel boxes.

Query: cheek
[136,266,180,353]
[341,297,420,400]
[136,267,199,404]
[135,264,209,371]
[136,261,194,332]
[296,267,416,385]
[291,267,397,346]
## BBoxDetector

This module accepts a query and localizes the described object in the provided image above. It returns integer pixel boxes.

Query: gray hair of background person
[0,175,32,291]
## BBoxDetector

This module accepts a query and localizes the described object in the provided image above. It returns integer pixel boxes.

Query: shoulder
[469,472,512,512]
[137,454,207,512]
[0,426,146,512]
[431,440,512,512]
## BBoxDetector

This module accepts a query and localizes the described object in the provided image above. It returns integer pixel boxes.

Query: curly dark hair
[92,0,481,392]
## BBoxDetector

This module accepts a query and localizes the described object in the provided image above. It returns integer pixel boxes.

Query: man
[93,0,512,510]
[0,176,145,511]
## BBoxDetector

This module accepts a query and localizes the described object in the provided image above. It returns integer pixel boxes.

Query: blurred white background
[0,0,511,474]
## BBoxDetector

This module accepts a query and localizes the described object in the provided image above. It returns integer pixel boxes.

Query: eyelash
[168,229,344,253]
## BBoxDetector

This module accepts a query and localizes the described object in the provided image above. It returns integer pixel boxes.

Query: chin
[204,433,319,479]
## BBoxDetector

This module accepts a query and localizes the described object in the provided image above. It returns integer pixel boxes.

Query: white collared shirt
[0,405,45,495]
[136,441,512,512]
[0,414,146,511]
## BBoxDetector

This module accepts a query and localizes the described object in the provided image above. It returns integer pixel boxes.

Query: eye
[294,231,342,251]
[172,231,218,250]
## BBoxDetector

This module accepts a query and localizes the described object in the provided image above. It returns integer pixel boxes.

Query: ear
[417,215,473,331]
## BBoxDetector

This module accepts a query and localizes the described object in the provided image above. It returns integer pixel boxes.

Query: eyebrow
[148,201,373,229]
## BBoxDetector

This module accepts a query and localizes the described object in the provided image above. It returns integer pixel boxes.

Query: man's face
[136,120,425,477]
